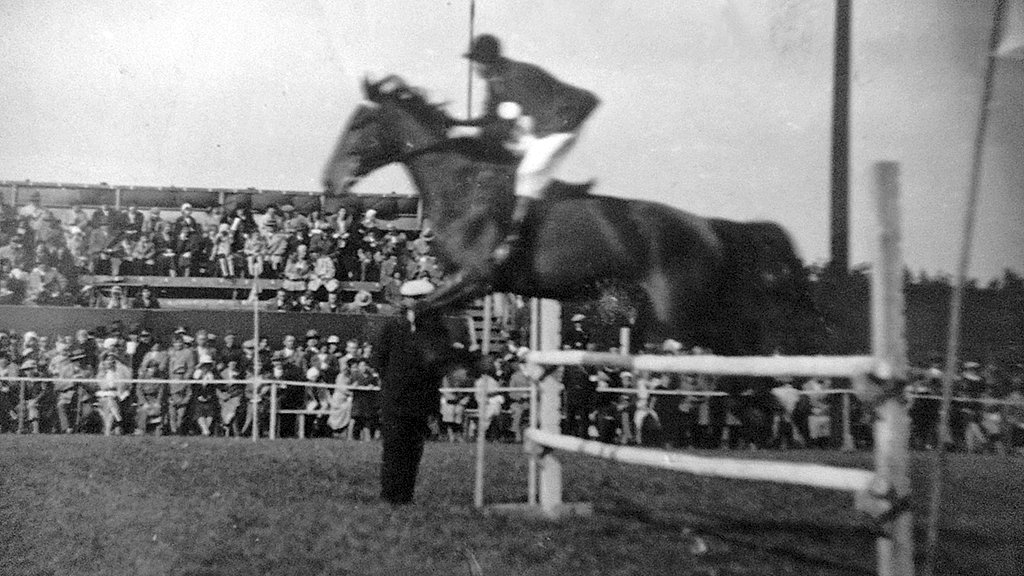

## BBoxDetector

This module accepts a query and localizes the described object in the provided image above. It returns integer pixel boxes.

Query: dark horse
[323,76,820,365]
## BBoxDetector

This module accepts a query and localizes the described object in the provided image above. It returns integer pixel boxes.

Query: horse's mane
[364,75,452,134]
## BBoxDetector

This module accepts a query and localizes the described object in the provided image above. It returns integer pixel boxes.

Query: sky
[0,0,1021,280]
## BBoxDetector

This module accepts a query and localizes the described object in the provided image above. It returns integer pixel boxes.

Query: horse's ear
[362,75,374,98]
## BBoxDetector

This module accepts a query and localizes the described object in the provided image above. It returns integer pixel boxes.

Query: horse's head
[322,75,451,195]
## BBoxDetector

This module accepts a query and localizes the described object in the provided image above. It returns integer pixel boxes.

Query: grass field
[1,436,1020,576]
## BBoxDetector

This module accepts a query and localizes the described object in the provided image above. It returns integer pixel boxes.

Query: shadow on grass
[601,492,874,575]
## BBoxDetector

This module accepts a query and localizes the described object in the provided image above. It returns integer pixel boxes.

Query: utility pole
[829,0,852,275]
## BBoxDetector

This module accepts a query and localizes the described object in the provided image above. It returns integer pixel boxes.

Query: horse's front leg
[414,268,493,315]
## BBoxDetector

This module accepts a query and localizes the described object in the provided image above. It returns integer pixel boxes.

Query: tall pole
[466,0,475,118]
[924,2,1008,574]
[252,279,261,442]
[829,0,852,274]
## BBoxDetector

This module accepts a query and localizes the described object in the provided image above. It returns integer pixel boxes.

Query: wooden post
[252,282,261,442]
[482,295,492,355]
[538,299,561,352]
[842,392,855,452]
[527,374,538,506]
[870,162,914,576]
[527,297,541,506]
[529,298,540,350]
[269,382,278,440]
[538,373,563,517]
[474,373,488,508]
[17,380,25,434]
[619,327,630,355]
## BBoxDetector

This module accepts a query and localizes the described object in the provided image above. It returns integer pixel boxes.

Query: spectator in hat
[265,223,289,276]
[301,329,321,361]
[0,234,29,271]
[564,313,590,350]
[24,259,68,305]
[0,355,17,433]
[64,225,89,271]
[370,277,464,504]
[141,206,163,235]
[281,203,309,233]
[320,291,341,313]
[171,203,198,239]
[348,357,380,442]
[356,209,381,242]
[88,224,115,275]
[345,289,376,314]
[217,359,245,436]
[130,231,157,275]
[133,285,160,309]
[218,333,244,369]
[18,358,47,434]
[166,335,196,434]
[135,361,166,435]
[276,334,303,371]
[212,222,236,278]
[268,351,304,437]
[152,224,177,276]
[256,205,283,234]
[192,360,219,436]
[243,230,268,279]
[0,260,26,305]
[96,353,130,435]
[297,289,317,312]
[50,342,79,434]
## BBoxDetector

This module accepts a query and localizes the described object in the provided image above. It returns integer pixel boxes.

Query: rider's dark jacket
[461,58,600,138]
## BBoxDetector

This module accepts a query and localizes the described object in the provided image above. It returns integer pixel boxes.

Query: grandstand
[0,179,424,305]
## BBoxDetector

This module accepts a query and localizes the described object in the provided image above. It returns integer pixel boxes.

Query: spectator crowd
[3,318,1023,456]
[0,195,445,310]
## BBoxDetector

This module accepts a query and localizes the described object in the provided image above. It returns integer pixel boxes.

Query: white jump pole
[527,297,541,506]
[867,161,914,576]
[473,371,488,508]
[537,372,564,516]
[474,294,494,508]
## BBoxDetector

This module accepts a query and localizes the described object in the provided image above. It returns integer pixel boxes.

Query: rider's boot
[490,196,535,267]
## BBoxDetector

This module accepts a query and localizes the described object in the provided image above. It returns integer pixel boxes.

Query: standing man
[370,278,461,504]
[448,33,600,265]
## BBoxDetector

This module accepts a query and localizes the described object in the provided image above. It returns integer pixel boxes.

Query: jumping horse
[322,76,820,367]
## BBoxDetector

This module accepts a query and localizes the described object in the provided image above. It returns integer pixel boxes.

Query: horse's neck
[404,151,497,226]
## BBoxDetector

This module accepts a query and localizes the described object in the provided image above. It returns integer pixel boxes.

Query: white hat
[570,314,586,323]
[353,290,373,307]
[662,339,684,353]
[400,278,435,297]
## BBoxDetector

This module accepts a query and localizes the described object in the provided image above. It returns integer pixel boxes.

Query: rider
[447,34,600,265]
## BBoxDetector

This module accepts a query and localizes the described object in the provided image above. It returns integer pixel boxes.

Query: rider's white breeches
[514,132,577,199]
